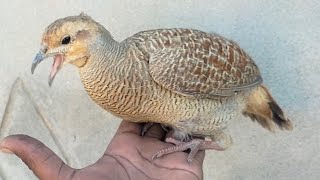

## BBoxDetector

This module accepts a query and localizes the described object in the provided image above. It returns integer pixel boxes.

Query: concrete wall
[0,0,319,179]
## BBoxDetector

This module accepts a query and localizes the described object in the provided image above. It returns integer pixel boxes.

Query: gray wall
[0,0,319,179]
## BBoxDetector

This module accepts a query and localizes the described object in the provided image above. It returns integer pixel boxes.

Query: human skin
[0,121,205,180]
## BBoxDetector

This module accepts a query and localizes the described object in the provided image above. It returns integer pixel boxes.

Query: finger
[0,134,76,179]
[144,123,165,140]
[116,120,141,135]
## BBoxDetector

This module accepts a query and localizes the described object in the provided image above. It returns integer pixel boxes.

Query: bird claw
[141,122,154,136]
[152,137,227,163]
[141,123,170,136]
[151,151,163,161]
[152,138,202,163]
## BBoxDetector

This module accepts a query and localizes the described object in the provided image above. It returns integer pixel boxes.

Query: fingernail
[0,147,13,154]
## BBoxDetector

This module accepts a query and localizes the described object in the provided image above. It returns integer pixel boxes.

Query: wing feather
[133,29,262,98]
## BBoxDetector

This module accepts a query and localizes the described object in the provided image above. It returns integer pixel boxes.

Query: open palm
[0,121,204,180]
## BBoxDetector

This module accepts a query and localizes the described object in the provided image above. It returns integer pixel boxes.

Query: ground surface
[0,0,319,179]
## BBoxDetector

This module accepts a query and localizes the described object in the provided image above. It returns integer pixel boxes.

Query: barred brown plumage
[32,14,293,163]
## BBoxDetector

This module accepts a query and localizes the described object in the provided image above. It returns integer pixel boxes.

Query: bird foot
[152,137,225,163]
[141,123,169,136]
[141,123,154,136]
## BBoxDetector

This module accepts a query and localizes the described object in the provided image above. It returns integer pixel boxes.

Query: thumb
[0,134,76,179]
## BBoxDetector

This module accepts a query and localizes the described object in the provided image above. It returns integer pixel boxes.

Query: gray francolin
[31,14,293,163]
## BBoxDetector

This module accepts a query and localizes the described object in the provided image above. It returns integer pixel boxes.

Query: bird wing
[147,29,262,98]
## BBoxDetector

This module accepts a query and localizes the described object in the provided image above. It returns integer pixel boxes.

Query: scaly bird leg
[153,130,233,163]
[152,137,225,163]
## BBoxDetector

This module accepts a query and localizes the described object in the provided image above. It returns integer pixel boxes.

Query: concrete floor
[0,0,319,179]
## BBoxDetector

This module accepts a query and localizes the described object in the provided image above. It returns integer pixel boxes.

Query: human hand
[0,121,205,180]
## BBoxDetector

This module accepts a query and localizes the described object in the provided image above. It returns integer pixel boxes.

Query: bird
[31,13,293,163]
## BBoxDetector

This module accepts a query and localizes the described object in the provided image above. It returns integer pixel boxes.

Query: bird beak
[31,48,65,86]
[31,51,46,74]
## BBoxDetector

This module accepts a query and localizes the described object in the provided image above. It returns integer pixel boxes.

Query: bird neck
[83,32,127,70]
[78,32,128,91]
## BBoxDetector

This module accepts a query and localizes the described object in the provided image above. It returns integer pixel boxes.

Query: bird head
[32,13,107,86]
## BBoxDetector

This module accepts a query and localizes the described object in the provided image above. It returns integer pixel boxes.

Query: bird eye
[61,36,71,45]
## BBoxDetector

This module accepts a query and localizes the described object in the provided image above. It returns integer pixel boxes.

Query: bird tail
[243,85,293,132]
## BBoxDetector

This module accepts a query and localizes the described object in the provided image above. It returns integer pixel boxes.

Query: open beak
[31,49,64,86]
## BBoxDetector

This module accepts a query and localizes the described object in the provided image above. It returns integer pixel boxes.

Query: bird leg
[141,122,154,136]
[152,137,223,163]
[153,130,232,163]
[141,123,169,136]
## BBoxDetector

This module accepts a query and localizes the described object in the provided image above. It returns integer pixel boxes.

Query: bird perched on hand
[32,14,293,163]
